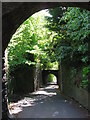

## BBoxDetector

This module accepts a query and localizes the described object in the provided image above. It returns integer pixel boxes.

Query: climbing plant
[45,7,90,90]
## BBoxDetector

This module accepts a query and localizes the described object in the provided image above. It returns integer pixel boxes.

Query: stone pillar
[88,35,90,112]
[34,63,42,91]
[59,63,63,92]
[61,60,74,96]
[58,62,64,93]
[2,52,9,119]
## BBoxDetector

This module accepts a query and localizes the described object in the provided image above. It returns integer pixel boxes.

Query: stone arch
[42,70,59,85]
[47,73,57,85]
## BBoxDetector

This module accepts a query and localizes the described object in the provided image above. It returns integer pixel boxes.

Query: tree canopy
[7,10,58,71]
[45,7,90,89]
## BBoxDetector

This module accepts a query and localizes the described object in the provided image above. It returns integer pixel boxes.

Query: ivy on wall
[45,7,90,90]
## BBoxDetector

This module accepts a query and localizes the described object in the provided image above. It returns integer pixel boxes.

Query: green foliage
[47,74,55,82]
[46,7,90,62]
[80,66,90,89]
[82,66,89,77]
[7,10,58,73]
[7,10,60,101]
[46,7,90,89]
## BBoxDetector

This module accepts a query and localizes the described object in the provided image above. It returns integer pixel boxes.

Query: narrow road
[9,85,88,118]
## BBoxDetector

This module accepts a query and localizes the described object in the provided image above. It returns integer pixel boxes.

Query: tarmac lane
[9,85,89,118]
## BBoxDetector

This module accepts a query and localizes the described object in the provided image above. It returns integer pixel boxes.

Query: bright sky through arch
[32,9,52,18]
[39,9,52,17]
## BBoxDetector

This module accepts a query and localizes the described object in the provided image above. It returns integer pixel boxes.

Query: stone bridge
[42,70,59,85]
[1,2,89,119]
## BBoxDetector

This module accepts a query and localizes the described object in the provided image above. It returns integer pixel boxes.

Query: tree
[7,9,58,73]
[45,7,90,89]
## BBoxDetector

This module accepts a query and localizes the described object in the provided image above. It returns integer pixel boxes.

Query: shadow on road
[8,85,88,118]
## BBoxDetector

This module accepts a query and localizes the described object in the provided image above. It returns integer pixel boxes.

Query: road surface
[9,85,88,118]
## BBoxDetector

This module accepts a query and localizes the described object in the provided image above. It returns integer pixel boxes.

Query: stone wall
[59,61,90,111]
[7,63,43,100]
[71,85,89,110]
[8,64,35,96]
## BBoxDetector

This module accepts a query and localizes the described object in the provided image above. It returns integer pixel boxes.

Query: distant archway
[46,74,57,85]
[42,70,59,85]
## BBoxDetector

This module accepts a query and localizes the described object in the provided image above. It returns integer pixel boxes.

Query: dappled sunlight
[30,85,58,97]
[44,85,59,89]
[9,103,23,117]
[8,84,88,118]
[8,85,58,117]
[8,97,34,116]
[33,90,57,96]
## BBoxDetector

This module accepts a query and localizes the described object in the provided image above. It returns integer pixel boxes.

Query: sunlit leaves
[7,9,58,71]
[61,7,90,41]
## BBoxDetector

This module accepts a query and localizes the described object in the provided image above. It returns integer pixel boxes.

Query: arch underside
[2,2,89,52]
[42,70,59,85]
